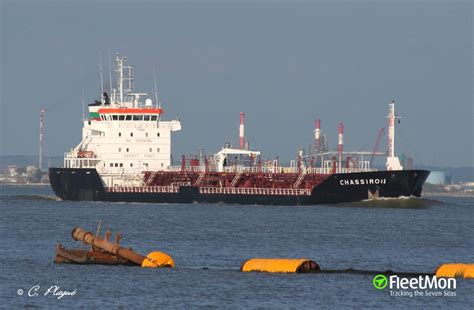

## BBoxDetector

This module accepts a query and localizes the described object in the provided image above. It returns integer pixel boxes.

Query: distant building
[26,165,41,183]
[426,171,451,185]
[7,165,19,177]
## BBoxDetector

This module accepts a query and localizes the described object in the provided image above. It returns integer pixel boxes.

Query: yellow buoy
[241,258,319,273]
[463,266,474,279]
[141,251,174,268]
[435,263,474,279]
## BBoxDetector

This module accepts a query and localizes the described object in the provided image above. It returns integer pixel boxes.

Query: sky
[0,0,472,167]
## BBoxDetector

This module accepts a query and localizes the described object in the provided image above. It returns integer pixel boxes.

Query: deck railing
[168,165,376,174]
[107,186,179,193]
[106,185,311,196]
[199,187,311,196]
[64,153,100,169]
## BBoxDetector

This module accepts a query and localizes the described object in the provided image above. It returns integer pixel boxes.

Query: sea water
[0,185,473,308]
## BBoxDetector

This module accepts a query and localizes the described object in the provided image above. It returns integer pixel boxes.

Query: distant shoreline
[424,192,474,198]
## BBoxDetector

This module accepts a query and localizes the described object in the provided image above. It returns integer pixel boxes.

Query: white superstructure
[64,54,181,186]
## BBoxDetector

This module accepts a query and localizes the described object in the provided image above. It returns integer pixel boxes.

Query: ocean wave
[335,196,444,209]
[0,195,61,202]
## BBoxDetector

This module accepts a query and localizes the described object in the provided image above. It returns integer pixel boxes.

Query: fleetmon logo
[373,274,388,290]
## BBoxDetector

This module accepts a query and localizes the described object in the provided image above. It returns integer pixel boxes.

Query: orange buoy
[141,251,174,268]
[241,258,319,273]
[435,263,474,279]
[463,266,474,279]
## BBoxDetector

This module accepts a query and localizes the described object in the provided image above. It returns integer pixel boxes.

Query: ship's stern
[49,168,105,201]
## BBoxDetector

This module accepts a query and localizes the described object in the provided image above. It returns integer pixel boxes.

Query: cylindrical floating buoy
[435,263,474,279]
[464,266,474,279]
[141,251,175,268]
[241,258,320,273]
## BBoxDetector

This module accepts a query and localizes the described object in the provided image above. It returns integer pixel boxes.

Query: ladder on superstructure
[145,171,159,186]
[230,168,243,187]
[194,169,206,186]
[293,168,307,189]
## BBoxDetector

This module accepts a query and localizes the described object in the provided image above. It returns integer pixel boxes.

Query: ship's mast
[99,52,104,104]
[115,54,134,104]
[108,50,113,101]
[386,100,403,170]
[387,100,396,158]
[39,108,45,171]
[116,55,124,102]
[153,68,160,108]
[153,68,162,122]
[314,118,321,153]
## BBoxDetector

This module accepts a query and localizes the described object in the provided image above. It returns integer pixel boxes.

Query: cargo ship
[49,55,429,205]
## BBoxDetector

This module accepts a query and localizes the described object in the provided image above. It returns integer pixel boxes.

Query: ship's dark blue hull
[49,168,430,205]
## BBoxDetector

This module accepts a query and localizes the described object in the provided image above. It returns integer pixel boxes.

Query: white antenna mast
[116,54,124,102]
[108,49,113,101]
[99,52,104,104]
[153,68,160,108]
[153,68,162,123]
[39,108,45,171]
[81,89,85,122]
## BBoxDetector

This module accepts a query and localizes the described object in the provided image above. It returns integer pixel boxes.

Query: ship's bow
[310,169,430,204]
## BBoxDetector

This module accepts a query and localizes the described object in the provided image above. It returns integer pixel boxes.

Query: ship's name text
[339,178,386,186]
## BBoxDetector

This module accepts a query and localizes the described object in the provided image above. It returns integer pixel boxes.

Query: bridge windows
[96,113,161,122]
[104,114,158,121]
